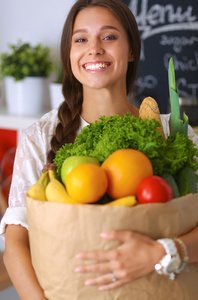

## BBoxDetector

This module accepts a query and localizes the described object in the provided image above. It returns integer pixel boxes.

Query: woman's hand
[75,230,165,291]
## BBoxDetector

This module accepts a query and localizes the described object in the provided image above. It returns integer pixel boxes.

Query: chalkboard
[122,0,198,120]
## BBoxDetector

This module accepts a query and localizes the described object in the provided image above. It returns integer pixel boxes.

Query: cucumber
[177,166,197,196]
[161,172,180,198]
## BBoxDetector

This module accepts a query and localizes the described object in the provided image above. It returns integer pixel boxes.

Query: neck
[81,87,139,123]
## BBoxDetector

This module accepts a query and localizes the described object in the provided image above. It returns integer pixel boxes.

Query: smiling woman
[56,0,141,134]
[70,7,131,91]
[1,0,198,299]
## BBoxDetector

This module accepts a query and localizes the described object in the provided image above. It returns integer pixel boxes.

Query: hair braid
[47,83,83,163]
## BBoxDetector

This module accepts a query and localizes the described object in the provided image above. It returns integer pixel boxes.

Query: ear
[129,50,134,62]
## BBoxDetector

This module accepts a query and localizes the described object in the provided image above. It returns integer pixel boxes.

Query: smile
[83,62,111,71]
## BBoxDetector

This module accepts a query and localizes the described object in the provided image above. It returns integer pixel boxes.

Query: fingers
[100,230,135,242]
[75,262,112,274]
[99,278,127,291]
[75,230,135,261]
[74,230,156,291]
[75,256,126,279]
[76,248,117,262]
[83,271,129,291]
[85,272,121,290]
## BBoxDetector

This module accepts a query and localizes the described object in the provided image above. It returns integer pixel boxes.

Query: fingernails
[100,232,109,238]
[99,285,106,290]
[76,253,83,259]
[74,267,82,273]
[85,280,92,286]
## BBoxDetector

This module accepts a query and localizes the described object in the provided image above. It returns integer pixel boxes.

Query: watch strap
[174,238,189,273]
[157,238,178,255]
[155,238,181,280]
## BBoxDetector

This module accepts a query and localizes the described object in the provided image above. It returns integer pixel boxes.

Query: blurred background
[0,0,197,114]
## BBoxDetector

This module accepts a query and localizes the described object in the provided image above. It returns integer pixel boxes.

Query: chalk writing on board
[135,75,158,95]
[163,52,198,72]
[129,0,198,59]
[160,35,198,53]
[127,0,198,113]
[163,53,198,98]
[137,52,198,100]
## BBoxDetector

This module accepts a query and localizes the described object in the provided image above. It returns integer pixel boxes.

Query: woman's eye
[104,35,117,41]
[75,38,86,43]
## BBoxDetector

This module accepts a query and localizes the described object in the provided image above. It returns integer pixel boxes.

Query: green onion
[168,57,188,137]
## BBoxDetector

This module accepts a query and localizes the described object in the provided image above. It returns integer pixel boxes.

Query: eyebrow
[72,25,120,36]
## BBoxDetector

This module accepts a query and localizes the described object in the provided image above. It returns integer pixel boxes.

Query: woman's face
[70,6,131,91]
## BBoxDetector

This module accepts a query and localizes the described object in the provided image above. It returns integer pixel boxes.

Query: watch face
[165,256,181,273]
[167,258,180,273]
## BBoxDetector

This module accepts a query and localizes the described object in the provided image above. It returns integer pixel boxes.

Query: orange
[65,163,108,204]
[101,149,153,199]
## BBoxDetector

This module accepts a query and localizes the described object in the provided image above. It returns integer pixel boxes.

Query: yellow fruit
[106,196,137,207]
[101,149,153,199]
[27,171,48,201]
[45,169,80,204]
[65,163,108,204]
[43,172,50,188]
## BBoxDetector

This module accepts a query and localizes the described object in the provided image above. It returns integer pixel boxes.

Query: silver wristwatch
[155,238,181,280]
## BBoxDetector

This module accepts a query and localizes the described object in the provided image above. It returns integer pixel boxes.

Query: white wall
[0,0,76,108]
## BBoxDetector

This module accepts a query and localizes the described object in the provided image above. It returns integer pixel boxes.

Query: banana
[27,171,48,201]
[106,195,137,207]
[45,169,80,204]
[43,172,50,188]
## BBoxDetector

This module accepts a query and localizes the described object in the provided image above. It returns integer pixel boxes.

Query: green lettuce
[54,113,198,181]
[163,133,198,175]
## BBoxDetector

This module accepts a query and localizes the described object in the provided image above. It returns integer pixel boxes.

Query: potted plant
[0,41,54,116]
[49,63,65,110]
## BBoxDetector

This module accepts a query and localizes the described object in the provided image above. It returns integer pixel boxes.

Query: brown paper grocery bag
[27,193,198,300]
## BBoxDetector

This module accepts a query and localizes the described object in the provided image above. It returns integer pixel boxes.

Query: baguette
[139,96,165,139]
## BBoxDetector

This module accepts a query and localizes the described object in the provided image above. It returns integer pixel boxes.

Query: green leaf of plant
[168,57,188,137]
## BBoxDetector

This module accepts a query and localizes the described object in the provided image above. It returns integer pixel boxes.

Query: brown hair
[47,0,141,163]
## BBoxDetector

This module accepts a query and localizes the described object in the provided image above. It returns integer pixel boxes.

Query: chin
[84,81,110,90]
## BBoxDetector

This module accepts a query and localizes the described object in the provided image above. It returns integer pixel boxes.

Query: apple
[61,155,100,184]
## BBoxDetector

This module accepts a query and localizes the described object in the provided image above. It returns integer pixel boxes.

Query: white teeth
[85,63,108,70]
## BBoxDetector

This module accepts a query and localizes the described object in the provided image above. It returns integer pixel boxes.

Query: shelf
[0,106,47,131]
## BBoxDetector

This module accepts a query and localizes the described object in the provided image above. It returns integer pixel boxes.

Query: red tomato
[137,175,173,204]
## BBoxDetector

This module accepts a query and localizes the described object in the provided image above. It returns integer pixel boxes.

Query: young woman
[1,0,198,299]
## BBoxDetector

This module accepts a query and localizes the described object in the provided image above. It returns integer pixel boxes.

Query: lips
[83,62,111,71]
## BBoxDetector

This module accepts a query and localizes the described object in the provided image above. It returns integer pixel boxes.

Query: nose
[88,39,104,56]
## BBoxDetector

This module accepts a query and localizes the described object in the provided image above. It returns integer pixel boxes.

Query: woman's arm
[75,227,198,291]
[179,226,198,263]
[3,225,47,300]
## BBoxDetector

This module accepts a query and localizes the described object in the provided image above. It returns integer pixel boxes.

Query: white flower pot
[49,82,64,109]
[4,76,46,116]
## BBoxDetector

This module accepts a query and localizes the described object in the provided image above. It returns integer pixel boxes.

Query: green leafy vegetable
[168,57,188,137]
[54,114,164,178]
[54,113,198,181]
[163,133,198,176]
